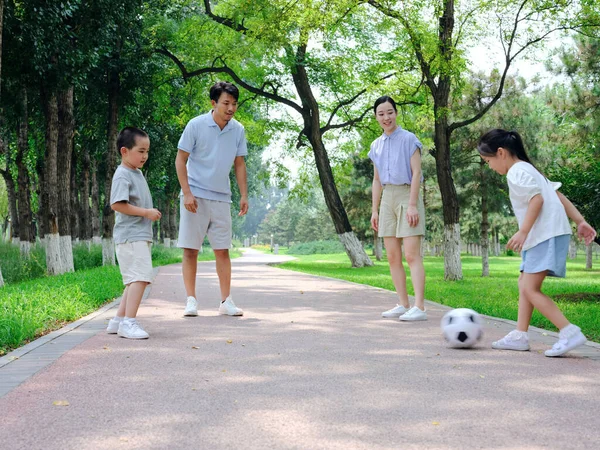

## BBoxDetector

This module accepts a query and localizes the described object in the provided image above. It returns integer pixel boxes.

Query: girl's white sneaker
[545,325,586,357]
[492,330,530,351]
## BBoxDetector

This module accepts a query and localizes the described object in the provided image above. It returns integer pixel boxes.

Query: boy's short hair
[117,127,148,154]
[210,82,239,102]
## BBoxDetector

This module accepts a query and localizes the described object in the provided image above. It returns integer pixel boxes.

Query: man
[175,81,248,317]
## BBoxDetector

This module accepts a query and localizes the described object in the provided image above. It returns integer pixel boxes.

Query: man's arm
[234,156,248,216]
[175,149,198,213]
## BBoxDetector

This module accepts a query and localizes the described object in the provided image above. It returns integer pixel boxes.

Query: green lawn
[0,245,242,356]
[277,253,600,342]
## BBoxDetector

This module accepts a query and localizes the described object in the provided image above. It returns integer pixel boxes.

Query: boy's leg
[124,281,149,318]
[403,235,425,311]
[383,237,409,308]
[116,285,129,317]
[214,249,231,301]
[182,248,199,298]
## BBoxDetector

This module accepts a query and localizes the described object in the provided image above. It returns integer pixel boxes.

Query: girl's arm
[507,194,543,251]
[407,149,422,228]
[371,167,382,232]
[557,192,597,245]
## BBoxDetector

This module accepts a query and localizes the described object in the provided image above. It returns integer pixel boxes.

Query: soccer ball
[441,308,484,348]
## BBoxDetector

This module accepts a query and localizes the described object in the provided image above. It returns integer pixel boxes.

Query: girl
[478,129,596,357]
[369,96,427,321]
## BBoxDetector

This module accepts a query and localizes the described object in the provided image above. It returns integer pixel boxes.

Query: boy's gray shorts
[177,196,232,250]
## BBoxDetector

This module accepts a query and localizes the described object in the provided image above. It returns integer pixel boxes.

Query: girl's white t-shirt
[506,161,571,251]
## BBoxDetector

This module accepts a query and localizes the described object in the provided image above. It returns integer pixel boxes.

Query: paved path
[1,249,599,449]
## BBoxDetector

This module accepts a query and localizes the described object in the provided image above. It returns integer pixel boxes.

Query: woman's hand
[371,212,379,232]
[406,205,419,228]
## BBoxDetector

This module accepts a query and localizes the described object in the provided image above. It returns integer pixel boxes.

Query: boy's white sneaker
[382,304,409,318]
[492,330,530,351]
[399,306,427,321]
[184,296,198,316]
[219,296,243,316]
[545,324,587,357]
[118,319,149,339]
[106,317,122,334]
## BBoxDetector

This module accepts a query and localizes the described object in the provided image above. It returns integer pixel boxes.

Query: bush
[73,243,103,270]
[152,244,183,266]
[0,242,46,284]
[288,240,345,255]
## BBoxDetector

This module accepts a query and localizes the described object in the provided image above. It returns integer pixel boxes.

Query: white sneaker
[382,304,409,318]
[492,330,530,351]
[118,319,149,339]
[106,317,122,334]
[545,324,587,357]
[184,296,198,316]
[219,296,243,316]
[399,306,427,321]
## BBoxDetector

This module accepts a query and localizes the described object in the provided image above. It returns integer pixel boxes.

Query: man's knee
[213,249,230,259]
[183,248,199,260]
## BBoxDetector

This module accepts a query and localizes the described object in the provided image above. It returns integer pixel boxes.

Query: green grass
[277,253,600,342]
[0,244,242,356]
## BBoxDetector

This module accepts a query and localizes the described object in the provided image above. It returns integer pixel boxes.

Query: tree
[366,0,596,279]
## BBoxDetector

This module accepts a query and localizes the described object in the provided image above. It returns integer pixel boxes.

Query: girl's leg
[516,273,534,332]
[519,272,569,330]
[384,237,409,308]
[402,235,425,310]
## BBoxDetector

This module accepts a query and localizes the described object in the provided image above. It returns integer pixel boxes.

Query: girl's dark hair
[117,127,148,153]
[477,129,534,165]
[210,81,240,102]
[373,95,397,114]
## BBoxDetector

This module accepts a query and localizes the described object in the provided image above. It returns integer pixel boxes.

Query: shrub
[0,242,46,284]
[73,243,103,270]
[288,240,345,255]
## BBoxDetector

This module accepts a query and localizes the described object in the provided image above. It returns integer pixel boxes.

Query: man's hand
[238,196,249,216]
[145,208,162,221]
[183,193,198,214]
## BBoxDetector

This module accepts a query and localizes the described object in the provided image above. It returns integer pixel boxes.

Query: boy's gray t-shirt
[110,165,153,244]
[177,111,248,203]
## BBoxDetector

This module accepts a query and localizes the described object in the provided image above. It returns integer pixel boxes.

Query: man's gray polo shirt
[178,111,248,203]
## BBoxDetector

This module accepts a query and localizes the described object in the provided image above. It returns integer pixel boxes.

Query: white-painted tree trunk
[443,223,463,280]
[339,231,373,267]
[12,236,20,247]
[0,265,4,287]
[586,244,593,269]
[46,233,64,275]
[374,237,383,261]
[92,236,101,245]
[569,239,577,259]
[59,235,74,272]
[20,240,31,257]
[82,239,91,251]
[164,237,171,248]
[102,237,115,266]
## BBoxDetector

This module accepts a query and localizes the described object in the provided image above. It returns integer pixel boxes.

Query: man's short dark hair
[117,127,148,153]
[210,81,239,102]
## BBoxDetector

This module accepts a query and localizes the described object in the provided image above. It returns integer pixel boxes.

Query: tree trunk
[91,157,100,242]
[79,146,91,242]
[291,43,372,267]
[374,232,382,261]
[57,87,75,272]
[102,70,119,266]
[0,162,18,241]
[170,199,178,246]
[586,244,592,269]
[42,84,63,275]
[16,84,34,246]
[161,198,170,246]
[480,162,489,277]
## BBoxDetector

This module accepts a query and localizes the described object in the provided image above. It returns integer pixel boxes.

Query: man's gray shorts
[177,196,232,250]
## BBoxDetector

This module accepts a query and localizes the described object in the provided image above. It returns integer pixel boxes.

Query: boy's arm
[175,149,198,213]
[507,194,543,251]
[557,191,597,245]
[371,166,382,232]
[234,156,248,216]
[111,201,161,221]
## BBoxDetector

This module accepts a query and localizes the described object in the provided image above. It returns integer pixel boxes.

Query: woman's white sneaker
[219,296,243,316]
[492,330,530,351]
[545,325,587,357]
[398,306,427,321]
[381,304,409,318]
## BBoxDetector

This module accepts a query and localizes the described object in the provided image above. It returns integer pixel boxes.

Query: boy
[176,81,249,317]
[106,127,161,339]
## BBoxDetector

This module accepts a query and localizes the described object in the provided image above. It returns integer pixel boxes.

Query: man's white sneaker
[184,296,198,316]
[219,296,243,316]
[398,306,427,321]
[118,319,149,339]
[382,304,409,318]
[106,317,122,334]
[545,324,587,357]
[492,330,530,351]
